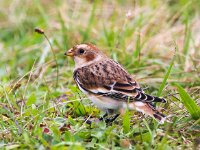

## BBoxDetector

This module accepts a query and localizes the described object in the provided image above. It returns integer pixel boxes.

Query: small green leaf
[73,101,86,116]
[135,132,151,143]
[5,144,20,150]
[64,131,74,142]
[123,110,130,133]
[23,132,30,144]
[51,124,61,141]
[68,116,76,126]
[175,83,200,120]
[26,93,36,106]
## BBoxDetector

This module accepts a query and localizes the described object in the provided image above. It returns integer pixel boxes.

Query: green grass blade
[35,0,49,25]
[143,119,153,144]
[183,9,191,55]
[134,32,141,59]
[175,83,200,120]
[157,56,175,97]
[26,93,36,106]
[122,109,130,133]
[82,0,97,42]
[58,12,68,50]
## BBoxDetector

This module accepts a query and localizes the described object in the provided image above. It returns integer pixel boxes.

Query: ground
[0,0,200,149]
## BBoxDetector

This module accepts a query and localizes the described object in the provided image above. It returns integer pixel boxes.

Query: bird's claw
[104,114,120,123]
[84,113,120,125]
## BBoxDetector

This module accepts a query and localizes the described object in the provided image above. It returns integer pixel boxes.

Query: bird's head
[65,43,106,68]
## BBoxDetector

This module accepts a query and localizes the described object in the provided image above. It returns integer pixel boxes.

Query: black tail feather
[135,92,166,103]
[152,95,166,103]
[153,111,166,124]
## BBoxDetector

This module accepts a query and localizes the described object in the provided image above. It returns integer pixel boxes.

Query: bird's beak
[64,48,74,57]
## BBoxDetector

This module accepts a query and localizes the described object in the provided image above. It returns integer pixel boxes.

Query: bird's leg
[85,112,108,125]
[86,109,119,124]
[99,112,108,121]
[85,119,92,125]
[105,114,120,123]
[101,109,120,123]
[99,109,113,121]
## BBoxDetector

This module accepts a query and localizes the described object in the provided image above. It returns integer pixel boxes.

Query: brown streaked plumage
[65,43,167,123]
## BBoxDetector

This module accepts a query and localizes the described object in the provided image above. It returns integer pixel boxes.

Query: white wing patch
[89,88,110,94]
[75,77,88,94]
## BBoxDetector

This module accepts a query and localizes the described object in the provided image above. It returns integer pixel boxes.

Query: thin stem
[43,33,59,88]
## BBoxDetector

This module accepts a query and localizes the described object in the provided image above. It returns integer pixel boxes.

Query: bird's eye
[79,49,85,54]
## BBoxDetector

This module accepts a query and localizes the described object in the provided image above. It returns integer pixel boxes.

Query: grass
[0,0,200,149]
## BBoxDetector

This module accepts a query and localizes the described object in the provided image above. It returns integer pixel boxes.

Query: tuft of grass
[175,83,200,120]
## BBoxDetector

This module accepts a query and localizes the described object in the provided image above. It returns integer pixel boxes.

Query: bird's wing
[74,59,166,103]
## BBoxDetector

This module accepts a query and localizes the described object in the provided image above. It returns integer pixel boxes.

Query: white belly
[76,82,123,111]
[88,94,122,111]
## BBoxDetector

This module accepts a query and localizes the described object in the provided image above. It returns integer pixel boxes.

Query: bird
[65,43,167,124]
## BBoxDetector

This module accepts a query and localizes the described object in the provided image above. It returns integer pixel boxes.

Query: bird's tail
[151,109,166,124]
[129,101,167,124]
[135,92,167,103]
[145,103,167,124]
[132,92,167,123]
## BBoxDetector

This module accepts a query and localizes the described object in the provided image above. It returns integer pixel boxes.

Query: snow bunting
[65,43,167,124]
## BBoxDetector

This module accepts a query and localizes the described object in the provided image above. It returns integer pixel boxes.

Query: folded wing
[74,59,166,104]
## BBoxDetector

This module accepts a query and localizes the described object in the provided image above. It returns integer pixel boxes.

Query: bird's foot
[85,113,120,125]
[99,112,108,121]
[102,114,120,123]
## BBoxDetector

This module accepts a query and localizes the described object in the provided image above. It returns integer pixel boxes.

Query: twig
[34,27,59,88]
